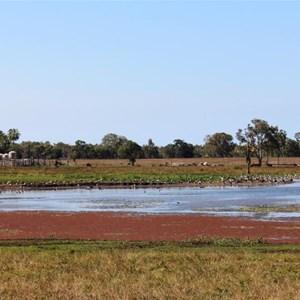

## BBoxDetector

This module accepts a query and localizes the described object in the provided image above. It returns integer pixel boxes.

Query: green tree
[142,139,160,159]
[117,140,142,166]
[52,142,71,159]
[193,145,205,158]
[19,141,34,158]
[294,132,300,143]
[73,140,88,159]
[160,144,176,158]
[0,130,10,153]
[0,128,20,154]
[94,144,113,159]
[161,139,194,158]
[32,142,46,164]
[236,118,288,171]
[101,133,127,158]
[265,127,287,164]
[284,138,300,157]
[204,132,235,157]
[237,119,272,167]
[7,128,20,146]
[173,139,194,158]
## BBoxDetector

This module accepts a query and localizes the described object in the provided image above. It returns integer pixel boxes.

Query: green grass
[0,159,299,186]
[0,239,299,299]
[239,204,300,213]
[1,159,299,298]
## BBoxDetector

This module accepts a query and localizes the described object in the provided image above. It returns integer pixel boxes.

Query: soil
[0,212,299,244]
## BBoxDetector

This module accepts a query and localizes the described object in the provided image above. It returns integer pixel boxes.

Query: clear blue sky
[1,1,299,146]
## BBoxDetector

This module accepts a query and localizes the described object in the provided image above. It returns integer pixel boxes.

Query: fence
[0,159,51,167]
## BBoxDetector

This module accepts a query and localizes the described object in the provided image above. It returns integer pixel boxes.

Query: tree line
[1,119,300,166]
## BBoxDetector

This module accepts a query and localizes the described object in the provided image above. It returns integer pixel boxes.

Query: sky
[1,1,299,146]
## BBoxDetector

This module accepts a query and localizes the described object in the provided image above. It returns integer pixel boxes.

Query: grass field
[1,159,300,299]
[0,240,299,299]
[1,157,300,186]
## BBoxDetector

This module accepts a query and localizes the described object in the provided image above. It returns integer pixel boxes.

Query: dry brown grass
[69,157,300,167]
[0,241,299,299]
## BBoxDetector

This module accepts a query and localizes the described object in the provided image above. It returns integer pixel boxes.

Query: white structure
[8,151,17,159]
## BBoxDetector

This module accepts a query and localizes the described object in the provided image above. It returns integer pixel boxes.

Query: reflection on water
[1,181,300,220]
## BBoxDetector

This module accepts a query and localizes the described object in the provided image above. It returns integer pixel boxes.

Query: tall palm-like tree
[7,128,20,146]
[0,130,10,153]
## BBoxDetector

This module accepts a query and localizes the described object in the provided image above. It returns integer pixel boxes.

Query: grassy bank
[239,204,300,213]
[0,239,299,299]
[0,158,299,187]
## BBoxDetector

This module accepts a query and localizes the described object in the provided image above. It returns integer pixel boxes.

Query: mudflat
[0,212,299,244]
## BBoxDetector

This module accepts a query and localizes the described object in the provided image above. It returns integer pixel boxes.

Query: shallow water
[1,181,300,220]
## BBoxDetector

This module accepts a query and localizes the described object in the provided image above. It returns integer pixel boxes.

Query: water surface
[1,181,300,220]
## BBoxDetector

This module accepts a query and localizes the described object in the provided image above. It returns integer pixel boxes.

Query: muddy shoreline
[1,177,299,244]
[0,176,295,191]
[0,211,299,244]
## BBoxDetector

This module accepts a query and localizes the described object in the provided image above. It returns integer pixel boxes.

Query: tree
[173,139,194,158]
[0,130,10,153]
[94,144,113,159]
[73,140,90,159]
[7,128,20,146]
[117,140,143,166]
[142,139,160,158]
[69,149,79,165]
[101,133,127,158]
[52,142,71,159]
[266,127,287,164]
[160,143,176,158]
[32,143,46,164]
[193,144,205,158]
[295,132,300,143]
[284,138,300,157]
[0,128,20,154]
[237,118,288,172]
[30,141,53,164]
[161,139,194,158]
[19,141,32,158]
[237,119,272,167]
[204,132,235,157]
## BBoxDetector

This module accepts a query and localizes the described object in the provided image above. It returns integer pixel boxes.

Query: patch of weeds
[181,237,266,247]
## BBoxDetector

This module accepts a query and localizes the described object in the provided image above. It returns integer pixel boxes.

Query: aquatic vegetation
[239,204,300,213]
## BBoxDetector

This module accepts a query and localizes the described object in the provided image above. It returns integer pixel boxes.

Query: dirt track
[0,212,299,244]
